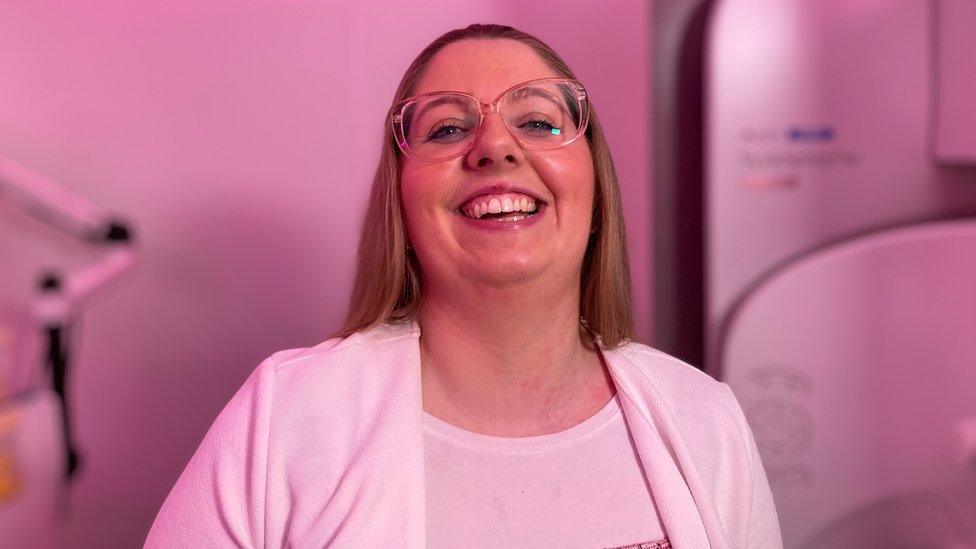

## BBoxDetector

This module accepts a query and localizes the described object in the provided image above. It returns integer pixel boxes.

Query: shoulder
[257,321,420,386]
[247,322,421,429]
[146,323,422,546]
[606,340,749,460]
[609,340,740,415]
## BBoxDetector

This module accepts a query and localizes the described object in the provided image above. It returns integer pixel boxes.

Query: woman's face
[400,39,595,294]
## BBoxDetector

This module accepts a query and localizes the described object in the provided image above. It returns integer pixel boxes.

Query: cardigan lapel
[399,324,428,548]
[602,346,722,549]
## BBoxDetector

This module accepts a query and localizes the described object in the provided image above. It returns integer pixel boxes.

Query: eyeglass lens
[400,81,582,160]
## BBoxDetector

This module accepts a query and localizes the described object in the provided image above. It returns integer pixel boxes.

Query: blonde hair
[337,24,634,347]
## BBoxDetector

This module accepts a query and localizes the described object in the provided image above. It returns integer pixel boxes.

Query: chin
[459,257,548,288]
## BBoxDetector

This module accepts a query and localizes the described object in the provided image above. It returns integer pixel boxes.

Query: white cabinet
[935,0,976,163]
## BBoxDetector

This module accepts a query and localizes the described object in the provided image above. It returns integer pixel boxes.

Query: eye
[515,113,562,136]
[522,119,559,134]
[426,119,471,143]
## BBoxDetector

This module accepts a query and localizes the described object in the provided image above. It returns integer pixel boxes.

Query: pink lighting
[2,0,974,545]
[0,2,651,546]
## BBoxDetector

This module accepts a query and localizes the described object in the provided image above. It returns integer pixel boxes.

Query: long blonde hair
[336,24,634,347]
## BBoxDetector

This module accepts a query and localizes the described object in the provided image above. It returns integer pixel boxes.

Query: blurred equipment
[705,0,976,546]
[0,154,135,547]
[657,0,976,546]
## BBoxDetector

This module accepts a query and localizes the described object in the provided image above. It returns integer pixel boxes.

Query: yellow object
[0,322,25,504]
[0,451,24,503]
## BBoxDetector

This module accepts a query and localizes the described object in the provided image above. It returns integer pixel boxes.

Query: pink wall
[0,2,651,546]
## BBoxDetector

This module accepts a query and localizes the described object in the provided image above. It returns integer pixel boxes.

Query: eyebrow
[508,86,578,127]
[506,86,565,108]
[410,96,473,129]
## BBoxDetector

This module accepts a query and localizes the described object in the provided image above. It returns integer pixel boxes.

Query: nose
[465,112,523,170]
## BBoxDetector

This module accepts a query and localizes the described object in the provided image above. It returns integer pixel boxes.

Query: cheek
[569,148,596,212]
[398,167,429,248]
[533,146,596,213]
[399,165,438,220]
[398,163,457,246]
[400,159,460,206]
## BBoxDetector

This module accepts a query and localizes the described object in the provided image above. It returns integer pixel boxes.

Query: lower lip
[455,204,547,232]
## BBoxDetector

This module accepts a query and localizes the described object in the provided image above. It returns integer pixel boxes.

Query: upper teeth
[462,193,538,219]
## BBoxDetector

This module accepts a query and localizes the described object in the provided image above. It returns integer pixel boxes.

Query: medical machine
[0,154,135,547]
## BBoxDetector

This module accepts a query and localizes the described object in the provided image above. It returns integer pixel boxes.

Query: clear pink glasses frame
[390,77,590,161]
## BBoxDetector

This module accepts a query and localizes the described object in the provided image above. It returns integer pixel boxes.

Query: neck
[418,276,615,436]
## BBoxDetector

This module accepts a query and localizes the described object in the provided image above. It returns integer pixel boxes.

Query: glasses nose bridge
[475,98,513,138]
[468,98,522,164]
[480,97,502,115]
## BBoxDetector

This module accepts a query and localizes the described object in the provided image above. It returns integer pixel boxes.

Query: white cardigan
[146,322,782,548]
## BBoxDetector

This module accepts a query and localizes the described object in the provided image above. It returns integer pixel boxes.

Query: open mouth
[457,192,544,222]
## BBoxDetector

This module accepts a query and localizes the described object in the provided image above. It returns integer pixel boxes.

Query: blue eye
[426,120,471,143]
[520,119,561,136]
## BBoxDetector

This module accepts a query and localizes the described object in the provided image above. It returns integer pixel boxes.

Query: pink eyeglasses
[391,77,590,161]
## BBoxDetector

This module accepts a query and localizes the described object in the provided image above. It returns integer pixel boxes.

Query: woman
[147,24,782,548]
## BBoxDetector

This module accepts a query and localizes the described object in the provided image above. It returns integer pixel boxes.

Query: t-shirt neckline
[423,392,622,454]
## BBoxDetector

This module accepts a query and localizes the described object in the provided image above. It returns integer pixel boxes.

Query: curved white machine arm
[0,154,136,322]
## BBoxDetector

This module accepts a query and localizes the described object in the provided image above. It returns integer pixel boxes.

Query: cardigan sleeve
[145,355,278,548]
[720,383,784,549]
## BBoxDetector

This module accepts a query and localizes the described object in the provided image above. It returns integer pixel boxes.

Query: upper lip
[455,183,547,211]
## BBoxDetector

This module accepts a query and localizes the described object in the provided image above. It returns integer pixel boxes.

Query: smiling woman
[342,29,631,350]
[146,24,783,548]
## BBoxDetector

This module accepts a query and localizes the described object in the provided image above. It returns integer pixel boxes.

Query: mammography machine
[703,0,976,546]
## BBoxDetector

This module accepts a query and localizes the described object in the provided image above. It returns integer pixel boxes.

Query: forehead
[413,38,561,100]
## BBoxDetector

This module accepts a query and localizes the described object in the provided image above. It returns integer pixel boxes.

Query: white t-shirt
[424,393,671,548]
